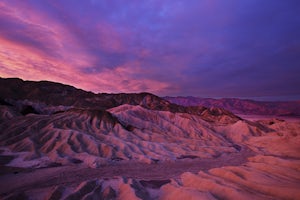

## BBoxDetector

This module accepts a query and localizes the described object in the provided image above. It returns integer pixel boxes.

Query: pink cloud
[0,2,170,95]
[95,22,129,53]
[1,0,299,98]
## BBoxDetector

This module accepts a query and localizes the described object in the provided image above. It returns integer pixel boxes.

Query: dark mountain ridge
[0,77,240,123]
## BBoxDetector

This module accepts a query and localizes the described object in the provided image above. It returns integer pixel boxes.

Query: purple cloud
[0,0,299,100]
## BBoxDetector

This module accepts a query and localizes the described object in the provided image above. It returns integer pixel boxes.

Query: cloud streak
[0,0,299,99]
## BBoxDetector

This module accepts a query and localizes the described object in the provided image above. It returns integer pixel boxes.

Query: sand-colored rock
[1,78,300,199]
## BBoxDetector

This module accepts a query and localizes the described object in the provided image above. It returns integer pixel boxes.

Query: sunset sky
[0,0,299,100]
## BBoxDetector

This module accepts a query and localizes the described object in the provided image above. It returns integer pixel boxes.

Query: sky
[0,0,300,100]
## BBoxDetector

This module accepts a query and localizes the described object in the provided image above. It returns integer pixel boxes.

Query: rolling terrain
[0,78,299,199]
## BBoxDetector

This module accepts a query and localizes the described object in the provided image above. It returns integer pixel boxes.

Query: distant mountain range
[1,77,299,117]
[164,96,300,116]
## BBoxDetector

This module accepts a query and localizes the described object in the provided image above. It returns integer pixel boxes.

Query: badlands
[0,78,299,199]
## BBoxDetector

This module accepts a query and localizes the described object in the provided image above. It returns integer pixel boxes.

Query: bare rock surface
[0,78,299,199]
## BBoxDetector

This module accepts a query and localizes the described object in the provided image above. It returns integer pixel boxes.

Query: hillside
[0,78,299,200]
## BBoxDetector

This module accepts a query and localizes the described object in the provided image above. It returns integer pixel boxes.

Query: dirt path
[0,147,255,195]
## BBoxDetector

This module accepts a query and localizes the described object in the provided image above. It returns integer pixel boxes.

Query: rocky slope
[0,78,240,123]
[0,78,299,200]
